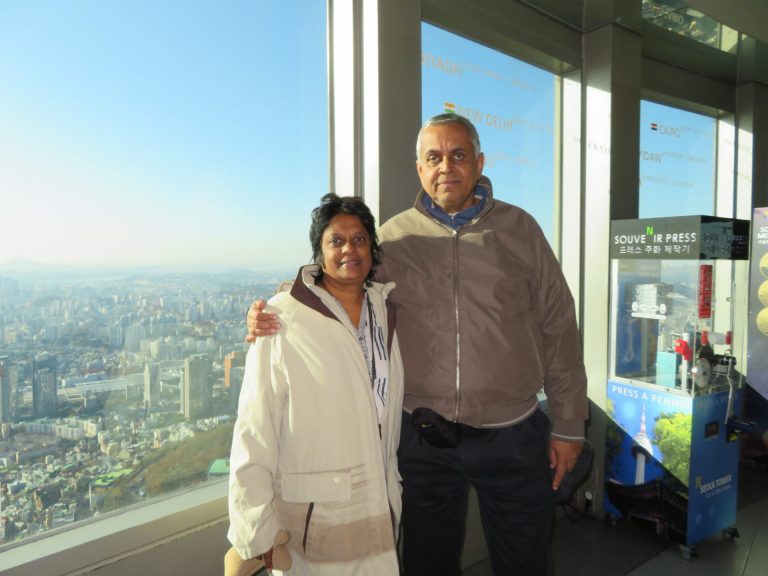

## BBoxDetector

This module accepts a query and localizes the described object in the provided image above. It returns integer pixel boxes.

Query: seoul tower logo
[631,403,654,484]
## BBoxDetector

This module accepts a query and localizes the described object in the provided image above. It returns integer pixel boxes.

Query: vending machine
[604,215,750,558]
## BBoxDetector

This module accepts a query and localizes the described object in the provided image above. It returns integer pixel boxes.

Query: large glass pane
[639,100,716,218]
[421,23,557,246]
[0,0,327,546]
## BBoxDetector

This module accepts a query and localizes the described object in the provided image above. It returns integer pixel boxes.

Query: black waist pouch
[412,407,460,448]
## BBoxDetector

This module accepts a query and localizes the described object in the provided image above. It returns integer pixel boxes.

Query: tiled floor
[461,459,768,576]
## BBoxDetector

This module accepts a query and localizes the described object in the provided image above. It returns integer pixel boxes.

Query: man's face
[416,123,485,214]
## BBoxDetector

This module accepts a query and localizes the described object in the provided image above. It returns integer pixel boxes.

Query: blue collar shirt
[420,184,488,230]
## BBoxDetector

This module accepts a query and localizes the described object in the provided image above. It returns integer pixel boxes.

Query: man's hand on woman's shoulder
[245,300,281,341]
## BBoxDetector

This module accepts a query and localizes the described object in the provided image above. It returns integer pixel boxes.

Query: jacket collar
[414,175,495,228]
[289,264,397,353]
[289,265,337,321]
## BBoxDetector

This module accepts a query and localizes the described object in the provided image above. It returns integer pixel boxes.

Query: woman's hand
[224,530,292,576]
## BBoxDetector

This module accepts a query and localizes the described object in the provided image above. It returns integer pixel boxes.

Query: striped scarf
[357,292,389,423]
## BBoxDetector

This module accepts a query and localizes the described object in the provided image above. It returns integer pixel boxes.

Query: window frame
[1,482,226,575]
[0,0,331,572]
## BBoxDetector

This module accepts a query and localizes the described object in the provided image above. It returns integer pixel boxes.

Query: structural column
[581,21,642,515]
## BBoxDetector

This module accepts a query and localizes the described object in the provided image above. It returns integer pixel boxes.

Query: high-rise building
[144,362,160,412]
[229,366,245,415]
[223,350,247,389]
[33,355,58,419]
[109,325,123,348]
[123,323,144,352]
[8,359,19,421]
[183,355,211,420]
[0,355,12,422]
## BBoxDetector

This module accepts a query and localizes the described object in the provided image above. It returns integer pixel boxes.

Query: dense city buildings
[0,269,281,546]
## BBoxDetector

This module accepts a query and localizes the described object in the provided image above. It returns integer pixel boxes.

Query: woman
[227,193,403,576]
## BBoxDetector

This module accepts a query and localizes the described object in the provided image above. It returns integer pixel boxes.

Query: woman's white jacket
[228,265,403,575]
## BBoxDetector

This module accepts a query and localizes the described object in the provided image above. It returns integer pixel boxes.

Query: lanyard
[366,295,377,385]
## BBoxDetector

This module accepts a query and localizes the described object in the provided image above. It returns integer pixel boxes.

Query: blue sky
[0,3,716,271]
[0,0,327,270]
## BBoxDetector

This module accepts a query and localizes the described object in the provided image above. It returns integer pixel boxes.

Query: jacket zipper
[422,202,489,424]
[302,502,315,552]
[452,228,461,422]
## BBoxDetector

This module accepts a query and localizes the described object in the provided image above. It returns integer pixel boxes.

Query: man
[248,113,588,575]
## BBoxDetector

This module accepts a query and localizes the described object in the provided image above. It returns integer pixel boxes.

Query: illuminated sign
[610,215,749,260]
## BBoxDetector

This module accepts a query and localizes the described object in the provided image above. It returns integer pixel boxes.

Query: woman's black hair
[309,193,381,286]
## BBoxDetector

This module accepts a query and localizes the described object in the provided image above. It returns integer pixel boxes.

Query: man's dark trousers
[399,409,553,576]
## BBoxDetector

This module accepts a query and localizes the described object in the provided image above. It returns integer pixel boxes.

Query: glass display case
[612,263,739,395]
[604,215,750,556]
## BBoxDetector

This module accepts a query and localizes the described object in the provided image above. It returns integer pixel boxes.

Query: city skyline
[0,256,296,280]
[0,269,274,545]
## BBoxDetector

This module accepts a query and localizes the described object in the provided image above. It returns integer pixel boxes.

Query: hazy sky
[0,2,716,271]
[0,0,327,270]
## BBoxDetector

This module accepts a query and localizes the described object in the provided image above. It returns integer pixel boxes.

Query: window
[421,23,557,245]
[0,0,327,548]
[642,0,738,51]
[639,100,716,218]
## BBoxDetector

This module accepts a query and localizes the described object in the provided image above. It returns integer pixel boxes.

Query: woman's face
[320,213,372,288]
